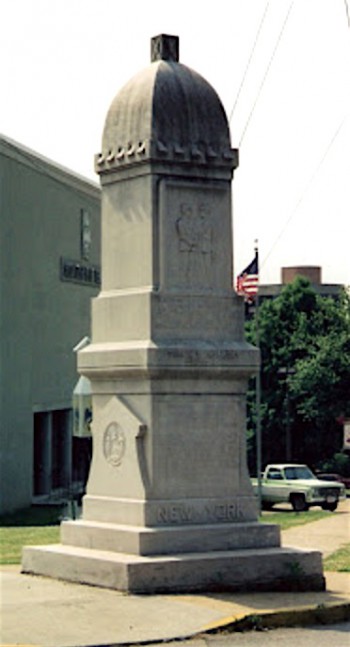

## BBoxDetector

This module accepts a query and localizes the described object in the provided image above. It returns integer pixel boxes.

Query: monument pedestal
[23,343,324,591]
[23,542,324,593]
[22,34,325,593]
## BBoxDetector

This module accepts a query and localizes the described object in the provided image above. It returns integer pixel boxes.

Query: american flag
[236,250,259,301]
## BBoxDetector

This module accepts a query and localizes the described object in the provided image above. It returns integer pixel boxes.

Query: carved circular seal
[103,422,126,467]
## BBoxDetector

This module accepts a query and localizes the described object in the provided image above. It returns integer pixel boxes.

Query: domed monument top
[95,34,238,176]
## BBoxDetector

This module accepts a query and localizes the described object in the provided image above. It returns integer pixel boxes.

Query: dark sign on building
[60,257,101,287]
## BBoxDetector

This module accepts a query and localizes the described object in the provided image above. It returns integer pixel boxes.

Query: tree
[245,277,350,473]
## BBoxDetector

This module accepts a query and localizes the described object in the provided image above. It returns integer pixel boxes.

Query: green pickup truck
[251,463,346,512]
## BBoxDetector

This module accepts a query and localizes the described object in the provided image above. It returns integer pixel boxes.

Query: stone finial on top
[151,34,179,63]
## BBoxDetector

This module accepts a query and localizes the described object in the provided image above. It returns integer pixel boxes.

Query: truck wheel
[290,494,308,512]
[261,502,274,511]
[321,502,338,512]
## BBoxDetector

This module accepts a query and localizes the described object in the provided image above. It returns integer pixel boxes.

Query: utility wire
[261,115,347,270]
[239,1,294,147]
[345,0,350,29]
[229,2,270,123]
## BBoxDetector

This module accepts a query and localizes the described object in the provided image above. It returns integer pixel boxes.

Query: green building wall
[0,136,101,514]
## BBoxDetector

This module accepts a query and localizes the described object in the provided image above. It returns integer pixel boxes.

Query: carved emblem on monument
[175,202,212,282]
[103,422,126,466]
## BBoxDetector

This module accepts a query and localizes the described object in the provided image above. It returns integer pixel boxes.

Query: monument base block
[59,518,281,555]
[22,542,325,593]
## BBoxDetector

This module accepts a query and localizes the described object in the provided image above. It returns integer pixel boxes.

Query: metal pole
[255,292,262,513]
[286,379,292,461]
[278,367,293,462]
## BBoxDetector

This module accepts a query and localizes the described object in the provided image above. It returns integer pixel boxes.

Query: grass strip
[260,509,332,530]
[0,526,60,564]
[323,543,350,572]
[0,505,65,565]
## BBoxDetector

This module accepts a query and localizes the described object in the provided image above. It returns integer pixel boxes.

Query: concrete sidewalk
[1,500,349,647]
[281,498,350,557]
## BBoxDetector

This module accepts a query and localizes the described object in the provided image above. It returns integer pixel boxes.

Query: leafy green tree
[246,277,350,473]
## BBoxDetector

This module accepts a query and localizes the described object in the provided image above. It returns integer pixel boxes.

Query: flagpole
[254,243,262,514]
[236,243,261,511]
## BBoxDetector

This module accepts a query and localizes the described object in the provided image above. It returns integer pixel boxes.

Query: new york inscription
[157,500,245,525]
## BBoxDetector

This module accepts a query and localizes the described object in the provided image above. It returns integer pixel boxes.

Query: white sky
[2,0,349,285]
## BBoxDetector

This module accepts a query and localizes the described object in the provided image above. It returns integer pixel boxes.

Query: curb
[201,601,350,634]
[70,603,350,647]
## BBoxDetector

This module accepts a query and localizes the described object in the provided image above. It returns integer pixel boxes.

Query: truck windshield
[284,466,315,480]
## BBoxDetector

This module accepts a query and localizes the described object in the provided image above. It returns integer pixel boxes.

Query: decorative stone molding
[95,140,238,174]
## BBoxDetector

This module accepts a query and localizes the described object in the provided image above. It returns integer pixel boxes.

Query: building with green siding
[0,135,101,515]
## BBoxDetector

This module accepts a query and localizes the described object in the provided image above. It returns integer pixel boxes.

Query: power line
[345,0,350,29]
[239,1,294,147]
[261,115,347,270]
[229,2,270,123]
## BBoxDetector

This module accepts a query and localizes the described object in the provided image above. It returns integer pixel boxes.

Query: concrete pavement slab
[1,566,349,647]
[281,498,350,557]
[1,565,221,646]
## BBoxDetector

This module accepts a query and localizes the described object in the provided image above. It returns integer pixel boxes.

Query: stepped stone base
[22,541,325,593]
[59,519,281,555]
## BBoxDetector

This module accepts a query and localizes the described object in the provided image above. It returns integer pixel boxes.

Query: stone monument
[23,35,324,592]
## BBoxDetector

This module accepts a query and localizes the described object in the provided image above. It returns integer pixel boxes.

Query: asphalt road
[153,622,350,647]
